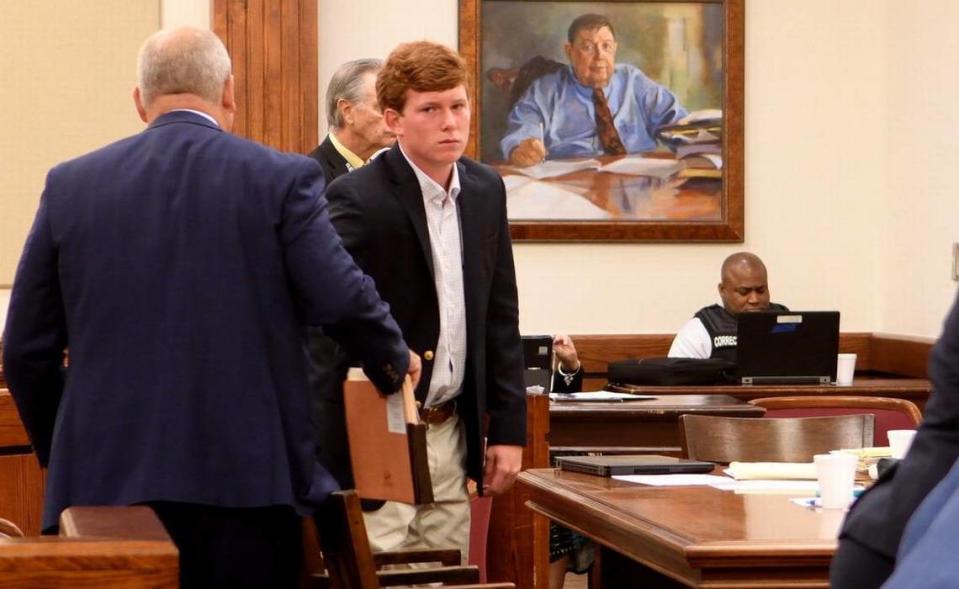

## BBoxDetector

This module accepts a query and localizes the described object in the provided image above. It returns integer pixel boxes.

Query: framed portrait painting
[459,0,744,241]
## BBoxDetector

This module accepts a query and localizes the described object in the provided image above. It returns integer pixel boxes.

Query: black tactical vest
[694,303,789,362]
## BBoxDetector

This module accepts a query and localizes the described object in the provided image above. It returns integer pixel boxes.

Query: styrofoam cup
[836,353,857,386]
[814,453,858,509]
[888,429,917,459]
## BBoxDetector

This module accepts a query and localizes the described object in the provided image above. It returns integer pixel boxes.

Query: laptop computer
[522,335,553,393]
[736,310,840,385]
[557,455,715,477]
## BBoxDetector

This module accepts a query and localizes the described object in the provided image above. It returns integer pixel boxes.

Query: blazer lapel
[384,146,435,279]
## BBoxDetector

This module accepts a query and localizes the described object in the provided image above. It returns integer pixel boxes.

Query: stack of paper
[725,461,817,480]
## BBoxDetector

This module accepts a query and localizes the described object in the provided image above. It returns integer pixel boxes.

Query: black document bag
[607,357,735,386]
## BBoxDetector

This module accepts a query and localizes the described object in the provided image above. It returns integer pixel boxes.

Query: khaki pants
[363,413,471,562]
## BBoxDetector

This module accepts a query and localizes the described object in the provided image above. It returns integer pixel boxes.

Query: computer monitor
[522,335,553,393]
[736,311,840,385]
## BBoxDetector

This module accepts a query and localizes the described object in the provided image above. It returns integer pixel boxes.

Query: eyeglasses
[574,40,616,55]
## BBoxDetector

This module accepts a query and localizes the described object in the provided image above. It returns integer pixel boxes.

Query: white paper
[597,156,681,178]
[678,109,723,124]
[724,480,822,494]
[725,462,818,480]
[613,474,732,486]
[506,181,610,220]
[385,393,406,434]
[549,391,656,402]
[685,153,723,170]
[510,158,601,179]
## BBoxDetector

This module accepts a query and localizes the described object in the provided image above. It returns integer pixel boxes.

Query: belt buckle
[420,400,454,425]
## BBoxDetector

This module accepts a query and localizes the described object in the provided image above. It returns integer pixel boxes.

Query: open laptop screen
[736,311,840,385]
[522,335,553,392]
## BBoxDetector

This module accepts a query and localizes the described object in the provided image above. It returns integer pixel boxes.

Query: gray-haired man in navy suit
[2,26,419,589]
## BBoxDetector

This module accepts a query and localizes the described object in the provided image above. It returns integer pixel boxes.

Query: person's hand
[406,350,422,390]
[509,138,547,167]
[553,334,580,373]
[482,444,523,495]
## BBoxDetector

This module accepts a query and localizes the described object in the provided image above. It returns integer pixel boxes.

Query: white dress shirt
[399,147,467,408]
[667,317,712,359]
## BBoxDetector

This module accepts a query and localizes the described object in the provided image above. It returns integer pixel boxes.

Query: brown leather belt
[419,399,457,424]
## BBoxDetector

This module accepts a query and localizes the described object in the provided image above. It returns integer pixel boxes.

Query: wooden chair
[680,414,875,463]
[750,396,921,446]
[306,490,513,589]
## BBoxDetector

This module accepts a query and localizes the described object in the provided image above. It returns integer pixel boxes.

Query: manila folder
[343,375,433,504]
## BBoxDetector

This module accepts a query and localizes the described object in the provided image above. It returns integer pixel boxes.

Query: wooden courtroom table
[518,468,837,588]
[607,377,932,411]
[550,394,764,455]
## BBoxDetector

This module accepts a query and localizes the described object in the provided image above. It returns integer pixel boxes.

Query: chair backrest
[316,491,380,589]
[680,414,875,463]
[750,396,921,446]
[312,491,512,589]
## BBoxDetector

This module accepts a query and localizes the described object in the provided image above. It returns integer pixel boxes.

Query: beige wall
[2,0,957,339]
[0,0,160,329]
[879,3,959,339]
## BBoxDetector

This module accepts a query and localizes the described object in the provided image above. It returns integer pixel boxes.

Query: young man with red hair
[314,41,526,558]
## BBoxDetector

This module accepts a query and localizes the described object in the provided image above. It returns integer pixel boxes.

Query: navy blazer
[839,290,959,560]
[316,144,527,489]
[2,111,408,530]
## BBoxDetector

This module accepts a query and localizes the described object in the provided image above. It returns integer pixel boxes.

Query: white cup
[888,429,917,459]
[836,353,857,386]
[814,453,858,509]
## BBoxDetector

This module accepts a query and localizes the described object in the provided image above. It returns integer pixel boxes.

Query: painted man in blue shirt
[502,13,687,166]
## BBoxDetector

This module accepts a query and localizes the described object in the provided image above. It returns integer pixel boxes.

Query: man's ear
[383,108,402,136]
[133,87,148,123]
[563,42,574,63]
[221,75,236,113]
[337,99,353,126]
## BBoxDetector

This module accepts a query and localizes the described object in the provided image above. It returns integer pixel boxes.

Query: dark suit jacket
[839,291,959,559]
[307,135,350,186]
[1,111,408,530]
[317,144,527,489]
[881,456,959,588]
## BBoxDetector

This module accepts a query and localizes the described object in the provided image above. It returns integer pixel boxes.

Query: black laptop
[522,335,553,392]
[736,310,840,385]
[557,455,715,477]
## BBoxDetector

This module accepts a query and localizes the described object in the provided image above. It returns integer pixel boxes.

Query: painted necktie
[592,87,626,155]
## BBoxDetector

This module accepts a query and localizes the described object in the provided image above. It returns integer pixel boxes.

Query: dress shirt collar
[567,65,612,99]
[397,143,461,204]
[168,108,219,127]
[328,131,366,171]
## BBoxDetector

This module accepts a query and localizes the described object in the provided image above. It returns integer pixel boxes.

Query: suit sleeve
[483,177,527,446]
[280,160,407,393]
[2,184,68,466]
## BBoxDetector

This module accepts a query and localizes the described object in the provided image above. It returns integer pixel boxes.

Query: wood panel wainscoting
[212,0,318,154]
[0,390,43,536]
